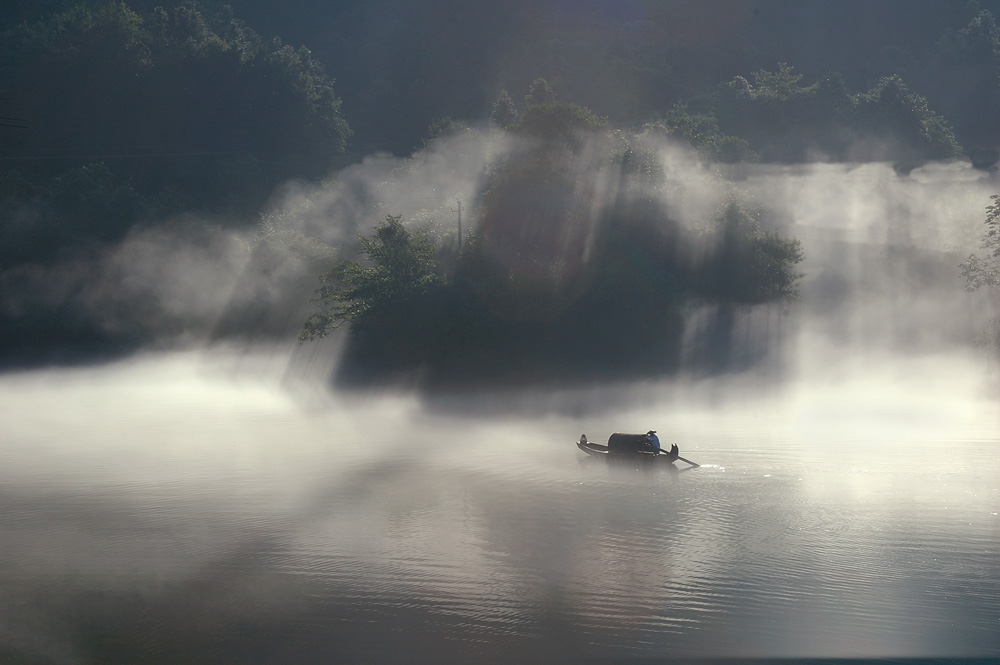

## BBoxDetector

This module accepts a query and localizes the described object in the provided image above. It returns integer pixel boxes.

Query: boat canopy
[607,433,654,454]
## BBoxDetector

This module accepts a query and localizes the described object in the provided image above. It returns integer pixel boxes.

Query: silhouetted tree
[0,1,351,215]
[715,63,961,164]
[524,77,556,107]
[301,214,443,340]
[961,195,1000,291]
[929,9,1000,155]
[490,89,519,129]
[706,198,803,303]
[853,75,962,162]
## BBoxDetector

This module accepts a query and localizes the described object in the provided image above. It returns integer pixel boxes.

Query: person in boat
[645,431,680,459]
[646,430,661,452]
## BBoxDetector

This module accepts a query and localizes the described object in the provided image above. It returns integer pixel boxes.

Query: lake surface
[1,349,999,664]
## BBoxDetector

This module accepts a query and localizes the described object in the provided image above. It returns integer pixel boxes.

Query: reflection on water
[1,350,999,664]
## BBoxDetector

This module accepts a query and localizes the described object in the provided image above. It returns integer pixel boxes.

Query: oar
[645,447,700,467]
[665,444,700,467]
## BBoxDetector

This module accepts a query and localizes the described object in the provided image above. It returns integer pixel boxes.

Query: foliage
[464,95,609,321]
[254,202,337,269]
[749,62,804,101]
[422,116,470,146]
[301,214,443,340]
[929,9,1000,150]
[48,162,146,240]
[854,75,963,162]
[515,101,606,144]
[524,77,556,107]
[490,89,519,129]
[0,163,149,265]
[654,105,757,163]
[0,1,350,216]
[961,195,1000,291]
[311,94,804,386]
[714,63,961,164]
[705,199,803,303]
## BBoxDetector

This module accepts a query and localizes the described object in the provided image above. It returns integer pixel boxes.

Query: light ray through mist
[3,134,1000,662]
[6,129,998,383]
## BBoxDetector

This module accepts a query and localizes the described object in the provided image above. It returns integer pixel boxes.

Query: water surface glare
[1,351,998,664]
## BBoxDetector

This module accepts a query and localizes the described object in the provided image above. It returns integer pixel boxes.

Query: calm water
[1,350,999,664]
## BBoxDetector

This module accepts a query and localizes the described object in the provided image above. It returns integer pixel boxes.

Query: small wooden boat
[576,433,680,464]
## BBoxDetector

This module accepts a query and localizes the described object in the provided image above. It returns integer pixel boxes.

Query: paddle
[662,444,700,467]
[641,447,700,467]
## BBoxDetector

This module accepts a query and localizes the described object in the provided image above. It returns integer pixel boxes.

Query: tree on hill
[714,63,961,164]
[928,9,1000,157]
[0,1,351,215]
[524,77,556,107]
[961,195,1000,293]
[490,89,519,129]
[301,214,443,341]
[301,86,804,387]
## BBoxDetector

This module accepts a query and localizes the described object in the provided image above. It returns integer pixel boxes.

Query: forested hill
[3,0,1000,157]
[1,0,998,377]
[221,0,1000,157]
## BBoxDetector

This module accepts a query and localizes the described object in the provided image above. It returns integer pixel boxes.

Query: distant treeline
[1,0,986,264]
[1,0,995,375]
[8,0,997,156]
[0,2,350,234]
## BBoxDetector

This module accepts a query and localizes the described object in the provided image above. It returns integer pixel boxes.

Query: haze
[1,2,999,663]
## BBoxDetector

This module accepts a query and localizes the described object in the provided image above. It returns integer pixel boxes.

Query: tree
[929,9,1000,153]
[750,62,804,101]
[422,116,469,146]
[854,75,962,162]
[524,77,556,107]
[490,89,519,129]
[655,104,757,163]
[714,64,961,164]
[707,198,803,303]
[301,214,443,340]
[0,1,351,215]
[961,195,1000,291]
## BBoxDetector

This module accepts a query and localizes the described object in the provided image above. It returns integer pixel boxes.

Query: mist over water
[3,155,1000,663]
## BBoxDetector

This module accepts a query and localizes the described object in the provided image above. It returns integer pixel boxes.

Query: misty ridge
[1,0,999,391]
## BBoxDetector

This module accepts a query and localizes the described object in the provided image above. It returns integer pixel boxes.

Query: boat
[576,433,680,464]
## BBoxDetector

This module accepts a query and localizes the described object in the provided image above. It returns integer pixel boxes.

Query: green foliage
[301,214,443,341]
[715,64,838,161]
[422,116,470,146]
[254,201,337,269]
[654,105,757,163]
[854,75,962,161]
[464,97,609,321]
[750,62,804,102]
[931,6,1000,147]
[961,195,1000,291]
[524,77,556,107]
[515,101,606,144]
[1,1,351,216]
[706,199,803,303]
[0,163,149,265]
[310,109,804,386]
[48,162,146,240]
[714,63,961,163]
[490,89,519,129]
